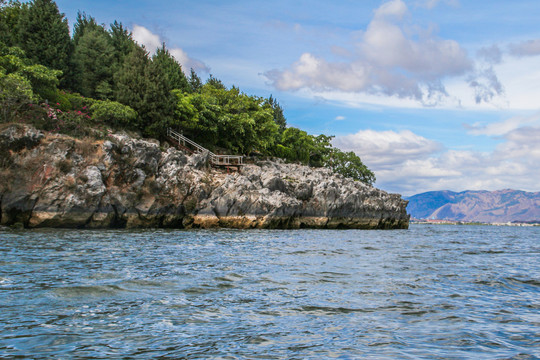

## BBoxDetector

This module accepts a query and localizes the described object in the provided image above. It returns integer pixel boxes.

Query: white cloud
[265,0,474,105]
[496,126,540,161]
[334,124,540,196]
[333,129,442,169]
[264,53,370,92]
[508,39,540,57]
[132,25,162,54]
[169,48,209,74]
[334,116,346,121]
[375,0,408,19]
[131,24,209,73]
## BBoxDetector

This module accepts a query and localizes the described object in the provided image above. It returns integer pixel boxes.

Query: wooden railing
[167,128,243,166]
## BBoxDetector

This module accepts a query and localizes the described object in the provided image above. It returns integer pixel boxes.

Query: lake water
[0,225,539,359]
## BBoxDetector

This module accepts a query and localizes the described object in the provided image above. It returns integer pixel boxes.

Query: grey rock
[0,124,44,151]
[83,166,106,197]
[188,151,210,169]
[262,176,288,193]
[131,168,146,188]
[0,126,409,229]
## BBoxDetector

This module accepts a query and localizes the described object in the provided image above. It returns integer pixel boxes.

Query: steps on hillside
[167,128,243,168]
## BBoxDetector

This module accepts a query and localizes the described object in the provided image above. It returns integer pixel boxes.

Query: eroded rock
[0,125,409,229]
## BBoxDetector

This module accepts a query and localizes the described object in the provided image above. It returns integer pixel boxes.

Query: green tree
[172,90,219,147]
[153,44,190,93]
[114,45,175,137]
[325,148,375,185]
[188,68,202,93]
[172,83,279,154]
[278,127,314,164]
[16,0,71,78]
[206,74,225,89]
[109,20,136,72]
[114,45,150,130]
[199,84,278,154]
[0,45,61,102]
[141,57,175,137]
[72,26,114,99]
[267,95,287,133]
[310,134,333,167]
[252,101,279,153]
[0,69,34,122]
[72,11,100,46]
[0,1,26,47]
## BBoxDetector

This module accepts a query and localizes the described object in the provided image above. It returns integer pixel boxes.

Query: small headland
[0,124,409,229]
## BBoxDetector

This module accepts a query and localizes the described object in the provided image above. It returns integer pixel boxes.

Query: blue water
[0,225,539,359]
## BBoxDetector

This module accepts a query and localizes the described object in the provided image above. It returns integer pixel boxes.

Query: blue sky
[55,0,540,195]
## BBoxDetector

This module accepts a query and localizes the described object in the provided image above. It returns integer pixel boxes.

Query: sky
[54,0,540,196]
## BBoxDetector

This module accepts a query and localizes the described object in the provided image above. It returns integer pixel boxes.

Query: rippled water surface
[0,225,539,359]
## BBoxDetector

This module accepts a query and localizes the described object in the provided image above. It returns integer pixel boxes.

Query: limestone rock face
[0,124,409,229]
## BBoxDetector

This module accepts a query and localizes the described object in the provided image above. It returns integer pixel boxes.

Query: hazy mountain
[406,189,540,223]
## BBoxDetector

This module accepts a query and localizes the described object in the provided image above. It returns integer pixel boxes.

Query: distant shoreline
[411,220,540,227]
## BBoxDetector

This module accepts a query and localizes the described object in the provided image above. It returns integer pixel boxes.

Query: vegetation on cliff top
[0,0,375,185]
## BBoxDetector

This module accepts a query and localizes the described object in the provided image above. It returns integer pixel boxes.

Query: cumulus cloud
[265,0,473,105]
[508,39,540,57]
[496,126,540,160]
[131,24,209,73]
[132,25,162,54]
[333,123,540,195]
[333,129,442,169]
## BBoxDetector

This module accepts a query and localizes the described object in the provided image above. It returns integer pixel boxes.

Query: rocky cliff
[0,124,409,229]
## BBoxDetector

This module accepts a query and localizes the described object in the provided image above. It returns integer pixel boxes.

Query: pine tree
[142,56,175,137]
[114,46,149,131]
[109,20,136,71]
[152,44,190,93]
[16,0,71,77]
[114,45,174,136]
[72,11,100,46]
[188,68,202,93]
[206,74,226,89]
[72,26,114,99]
[0,1,26,47]
[268,95,287,133]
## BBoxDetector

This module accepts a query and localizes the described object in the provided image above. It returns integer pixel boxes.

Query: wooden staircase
[167,128,243,168]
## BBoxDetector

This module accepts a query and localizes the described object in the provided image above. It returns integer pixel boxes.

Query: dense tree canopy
[72,26,114,99]
[109,21,137,71]
[16,0,71,78]
[0,0,25,47]
[152,45,190,93]
[0,0,376,185]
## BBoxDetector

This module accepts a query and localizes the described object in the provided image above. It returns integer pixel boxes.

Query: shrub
[0,70,34,123]
[54,90,72,112]
[274,144,294,161]
[41,103,106,138]
[90,100,137,128]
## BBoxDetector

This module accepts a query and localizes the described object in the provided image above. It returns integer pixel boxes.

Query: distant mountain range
[406,189,540,223]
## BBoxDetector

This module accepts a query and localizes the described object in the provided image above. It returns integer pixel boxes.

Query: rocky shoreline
[0,125,409,229]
